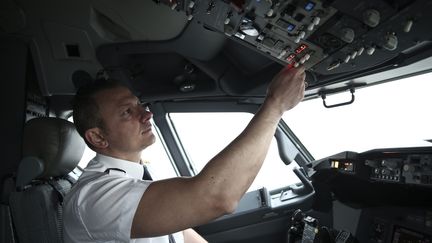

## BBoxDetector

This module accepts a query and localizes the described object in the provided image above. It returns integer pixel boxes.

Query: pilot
[63,65,306,243]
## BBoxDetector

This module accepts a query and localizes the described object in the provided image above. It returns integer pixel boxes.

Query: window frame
[150,100,312,177]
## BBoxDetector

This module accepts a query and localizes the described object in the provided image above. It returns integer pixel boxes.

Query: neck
[96,149,142,163]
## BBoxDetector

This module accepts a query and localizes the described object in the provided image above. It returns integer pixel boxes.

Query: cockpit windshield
[283,71,432,160]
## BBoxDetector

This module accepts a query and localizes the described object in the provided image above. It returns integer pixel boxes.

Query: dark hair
[72,78,125,148]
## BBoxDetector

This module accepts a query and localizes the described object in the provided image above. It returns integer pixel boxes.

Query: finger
[298,71,306,81]
[282,64,305,74]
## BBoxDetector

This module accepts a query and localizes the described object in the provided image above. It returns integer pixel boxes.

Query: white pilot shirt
[63,154,184,243]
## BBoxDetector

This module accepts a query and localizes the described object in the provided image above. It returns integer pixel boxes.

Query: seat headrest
[20,117,85,180]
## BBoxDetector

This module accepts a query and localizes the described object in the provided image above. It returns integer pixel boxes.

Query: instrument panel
[311,147,432,188]
[154,0,432,78]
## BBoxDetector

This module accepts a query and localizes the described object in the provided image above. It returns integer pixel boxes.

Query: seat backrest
[0,175,16,243]
[9,117,85,243]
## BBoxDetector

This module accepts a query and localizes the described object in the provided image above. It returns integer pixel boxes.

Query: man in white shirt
[63,65,306,242]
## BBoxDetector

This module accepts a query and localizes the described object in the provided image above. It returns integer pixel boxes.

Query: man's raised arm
[131,66,306,238]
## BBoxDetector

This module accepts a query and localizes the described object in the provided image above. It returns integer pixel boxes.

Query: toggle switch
[188,1,195,9]
[327,60,341,71]
[357,47,365,56]
[366,46,376,55]
[344,55,351,63]
[312,17,321,25]
[403,19,414,33]
[267,8,274,17]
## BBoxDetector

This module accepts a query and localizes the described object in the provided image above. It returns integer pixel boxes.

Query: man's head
[73,79,155,162]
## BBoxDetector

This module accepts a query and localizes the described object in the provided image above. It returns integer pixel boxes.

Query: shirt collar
[93,154,144,179]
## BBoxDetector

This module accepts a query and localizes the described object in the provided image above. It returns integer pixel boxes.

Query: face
[91,86,156,160]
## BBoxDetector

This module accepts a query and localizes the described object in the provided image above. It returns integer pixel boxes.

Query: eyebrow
[117,97,140,109]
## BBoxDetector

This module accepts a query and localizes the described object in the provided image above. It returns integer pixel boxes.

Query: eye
[122,108,132,116]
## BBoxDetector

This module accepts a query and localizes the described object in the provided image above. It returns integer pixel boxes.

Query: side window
[69,117,177,179]
[77,146,96,168]
[169,112,301,192]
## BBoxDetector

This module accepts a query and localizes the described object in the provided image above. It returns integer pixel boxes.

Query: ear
[85,128,109,149]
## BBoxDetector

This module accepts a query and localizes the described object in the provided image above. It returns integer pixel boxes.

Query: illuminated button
[224,17,231,25]
[187,14,194,21]
[295,44,308,54]
[304,1,316,11]
[294,62,300,68]
[287,23,296,32]
[307,23,315,31]
[171,2,178,10]
[286,54,296,62]
[294,36,301,43]
[351,51,358,59]
[304,53,311,61]
[276,19,296,32]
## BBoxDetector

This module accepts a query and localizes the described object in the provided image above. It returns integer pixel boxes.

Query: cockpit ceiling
[2,0,432,100]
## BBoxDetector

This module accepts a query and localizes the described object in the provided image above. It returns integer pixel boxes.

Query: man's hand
[264,66,306,115]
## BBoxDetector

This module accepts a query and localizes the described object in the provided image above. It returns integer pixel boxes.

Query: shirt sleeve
[76,175,151,241]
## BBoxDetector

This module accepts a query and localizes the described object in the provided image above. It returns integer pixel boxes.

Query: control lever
[292,167,314,195]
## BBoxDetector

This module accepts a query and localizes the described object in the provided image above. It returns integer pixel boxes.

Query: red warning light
[286,54,296,62]
[295,44,308,54]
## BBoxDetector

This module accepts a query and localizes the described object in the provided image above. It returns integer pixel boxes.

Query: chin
[141,134,156,148]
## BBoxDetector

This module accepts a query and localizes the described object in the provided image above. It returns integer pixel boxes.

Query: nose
[138,105,152,123]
